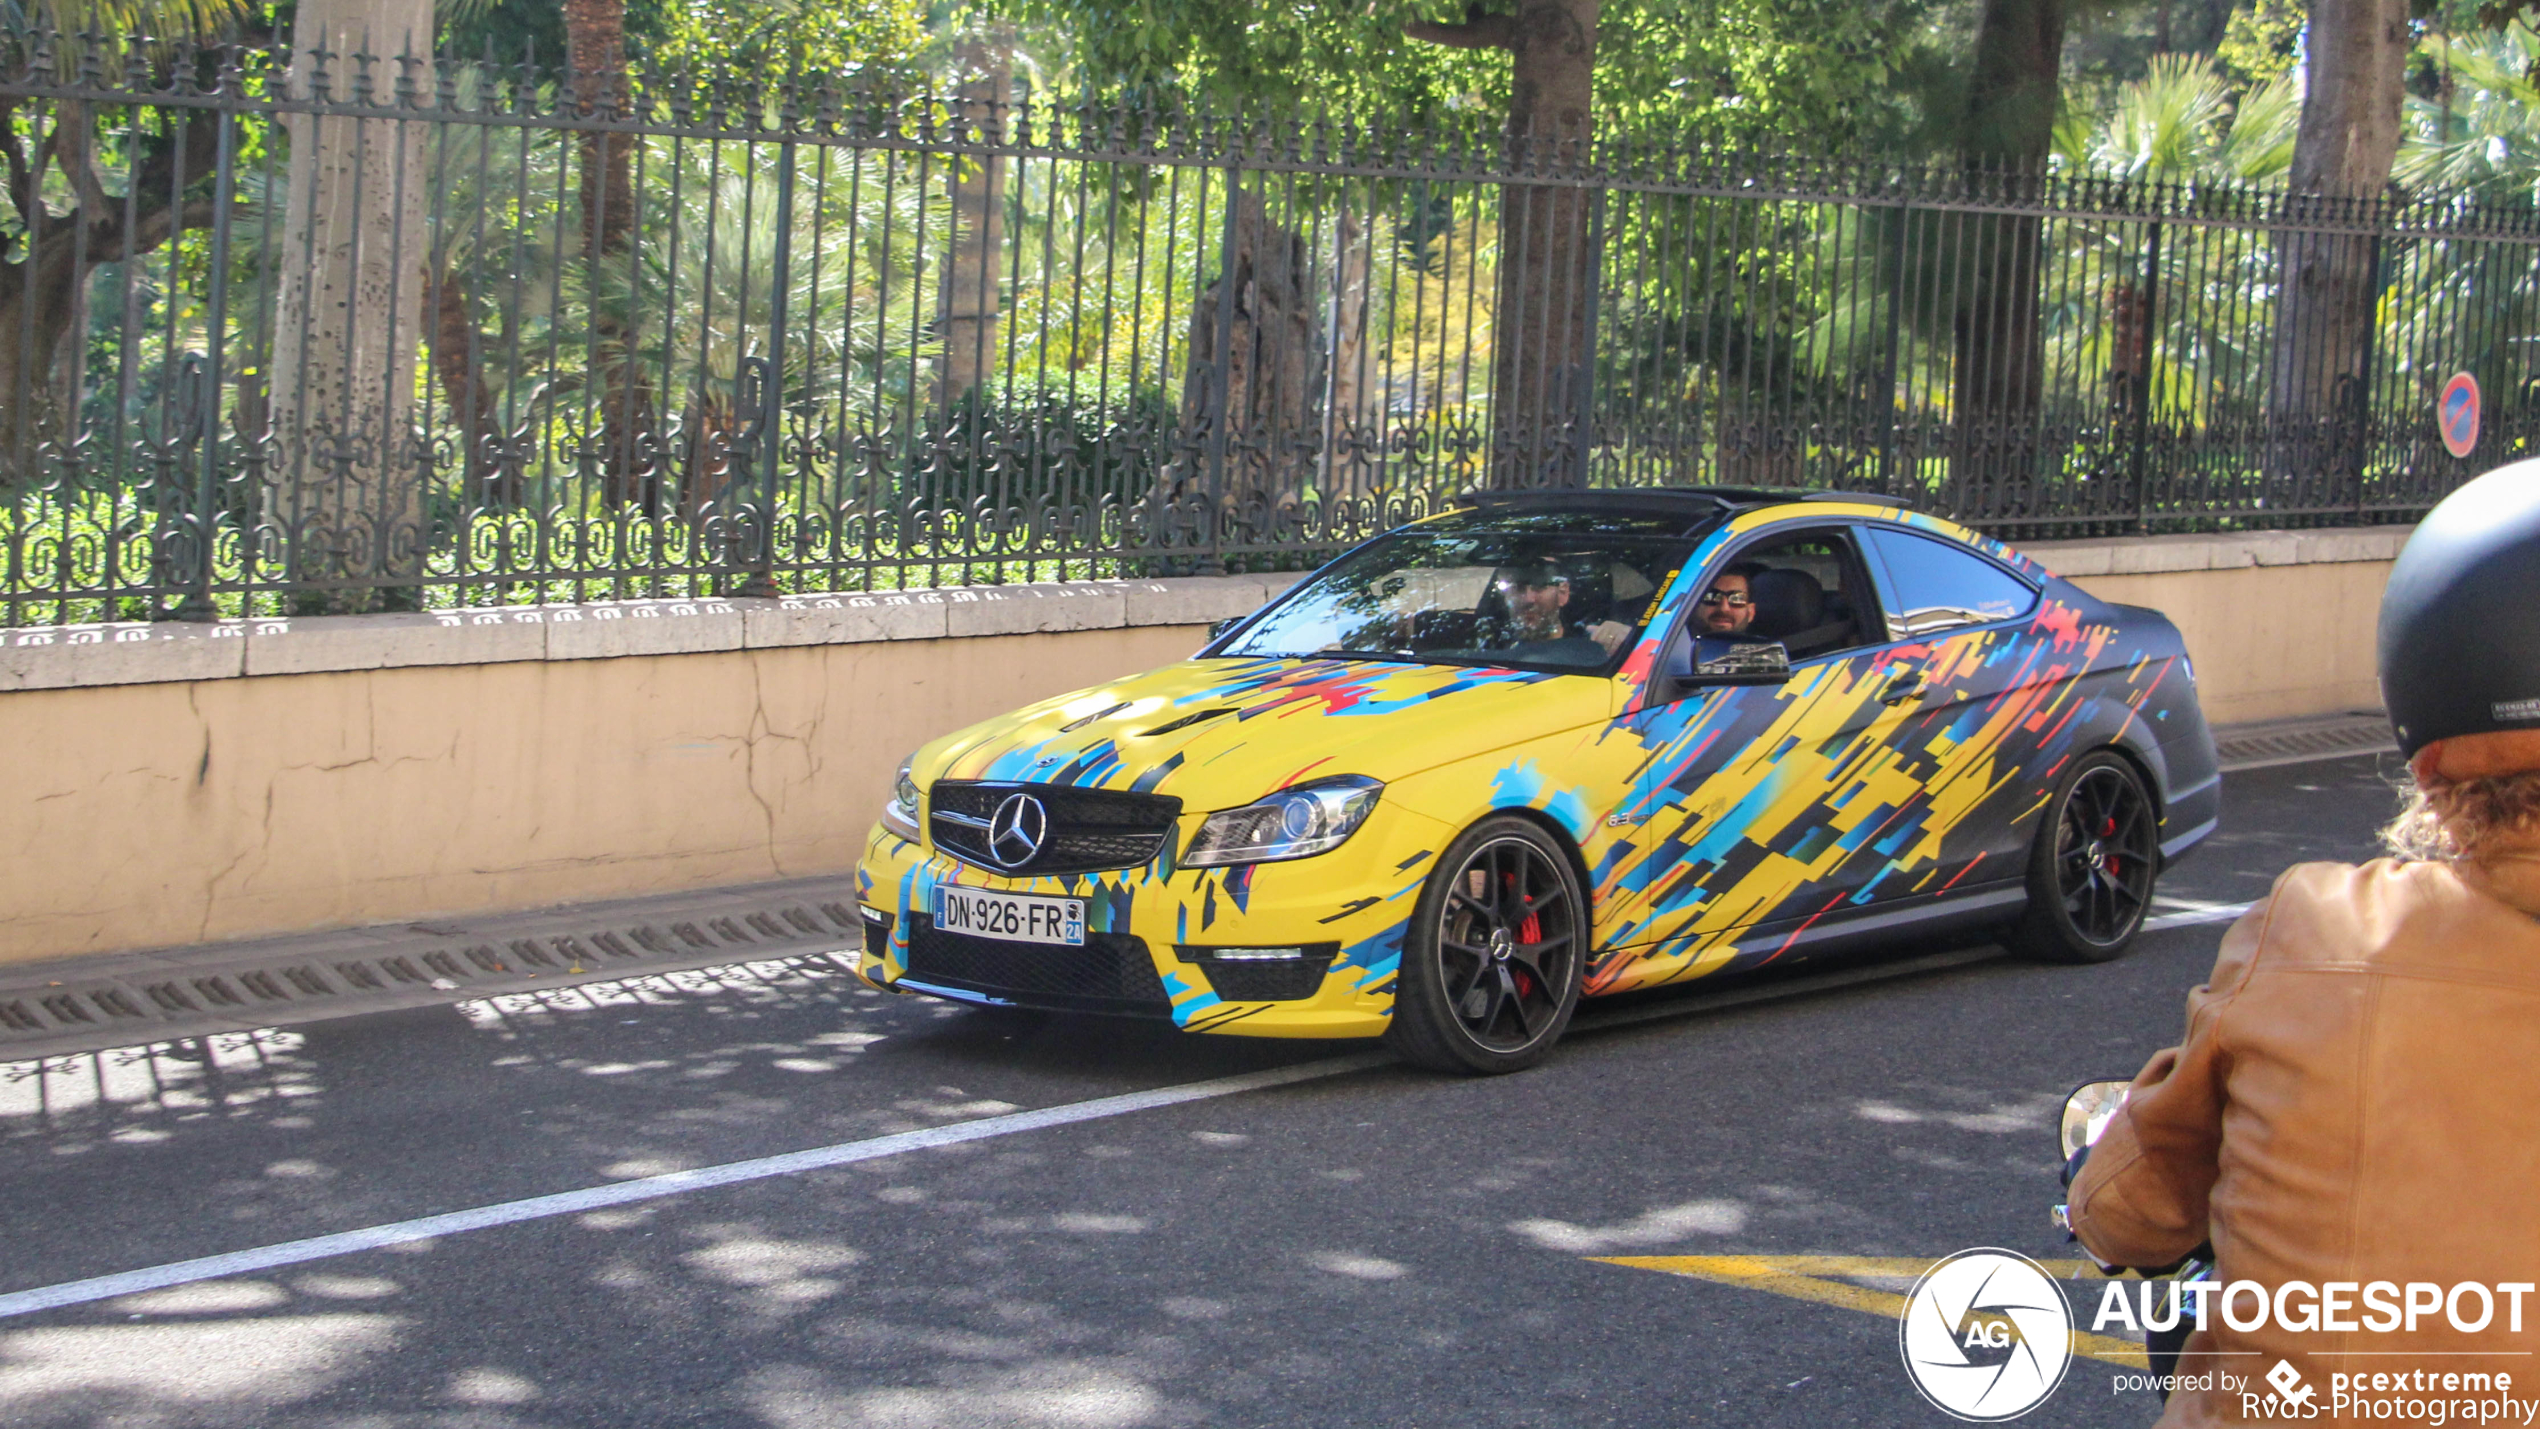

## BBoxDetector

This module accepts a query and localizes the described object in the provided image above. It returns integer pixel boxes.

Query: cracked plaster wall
[0,623,1208,965]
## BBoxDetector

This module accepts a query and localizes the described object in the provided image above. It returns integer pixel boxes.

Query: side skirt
[1587,883,2027,991]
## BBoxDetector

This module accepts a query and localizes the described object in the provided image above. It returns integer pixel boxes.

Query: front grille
[903,917,1172,1016]
[928,781,1181,876]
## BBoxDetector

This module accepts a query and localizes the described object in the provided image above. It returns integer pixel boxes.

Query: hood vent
[1138,707,1238,737]
[1059,701,1130,734]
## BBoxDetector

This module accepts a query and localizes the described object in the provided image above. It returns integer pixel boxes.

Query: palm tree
[562,0,660,508]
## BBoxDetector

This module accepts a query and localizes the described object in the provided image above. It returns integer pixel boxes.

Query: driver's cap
[1492,557,1568,590]
[2380,459,2540,758]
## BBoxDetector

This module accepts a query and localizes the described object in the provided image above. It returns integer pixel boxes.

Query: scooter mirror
[2060,1080,2132,1162]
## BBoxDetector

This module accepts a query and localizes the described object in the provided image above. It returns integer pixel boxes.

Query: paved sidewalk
[2209,708,2393,771]
[0,875,868,1063]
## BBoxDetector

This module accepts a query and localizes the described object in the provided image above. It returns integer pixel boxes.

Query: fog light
[1192,946,1307,961]
[858,905,888,925]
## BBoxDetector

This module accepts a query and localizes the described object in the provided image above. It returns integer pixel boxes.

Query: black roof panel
[1437,486,1909,536]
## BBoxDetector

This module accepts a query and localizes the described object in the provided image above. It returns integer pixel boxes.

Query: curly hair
[2383,766,2540,861]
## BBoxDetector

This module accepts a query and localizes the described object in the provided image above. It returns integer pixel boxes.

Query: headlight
[1183,776,1382,868]
[881,754,923,842]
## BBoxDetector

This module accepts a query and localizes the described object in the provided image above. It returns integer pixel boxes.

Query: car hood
[916,656,1614,813]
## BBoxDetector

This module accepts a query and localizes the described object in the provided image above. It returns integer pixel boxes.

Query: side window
[1671,528,1885,668]
[1861,527,2039,637]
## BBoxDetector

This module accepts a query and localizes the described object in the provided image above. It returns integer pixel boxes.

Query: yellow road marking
[1594,1254,2150,1369]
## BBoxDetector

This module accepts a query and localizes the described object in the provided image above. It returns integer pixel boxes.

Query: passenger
[1693,561,1765,637]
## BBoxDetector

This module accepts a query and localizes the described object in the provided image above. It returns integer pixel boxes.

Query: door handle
[1879,674,1925,706]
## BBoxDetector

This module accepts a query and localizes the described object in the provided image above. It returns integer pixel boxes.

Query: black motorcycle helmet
[2379,459,2540,758]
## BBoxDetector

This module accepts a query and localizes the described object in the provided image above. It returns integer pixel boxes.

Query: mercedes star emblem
[986,793,1048,868]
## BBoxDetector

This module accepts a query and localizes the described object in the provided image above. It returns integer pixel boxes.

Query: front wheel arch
[1385,812,1590,1074]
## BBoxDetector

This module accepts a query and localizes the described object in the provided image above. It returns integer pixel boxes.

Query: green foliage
[2052,52,2297,180]
[994,0,1501,118]
[434,0,563,68]
[2400,23,2540,198]
[431,0,925,80]
[1594,0,1936,149]
[996,0,1936,151]
[911,382,1173,519]
[2215,0,2304,90]
[636,0,926,78]
[2,0,252,43]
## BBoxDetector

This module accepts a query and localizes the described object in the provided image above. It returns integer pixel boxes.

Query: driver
[1494,558,1575,643]
[1491,558,1632,657]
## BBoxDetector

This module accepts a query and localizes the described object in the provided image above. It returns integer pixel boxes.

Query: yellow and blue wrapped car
[855,487,2219,1072]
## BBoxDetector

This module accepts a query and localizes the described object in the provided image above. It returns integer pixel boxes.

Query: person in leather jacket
[2067,462,2540,1427]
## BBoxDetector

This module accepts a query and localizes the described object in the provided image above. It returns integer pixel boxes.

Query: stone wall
[0,530,2405,965]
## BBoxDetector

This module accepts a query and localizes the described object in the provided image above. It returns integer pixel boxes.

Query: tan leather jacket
[2069,855,2540,1426]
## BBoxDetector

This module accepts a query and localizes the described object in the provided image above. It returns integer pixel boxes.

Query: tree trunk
[1319,205,1375,496]
[0,97,216,490]
[1409,0,1599,489]
[2268,0,2407,489]
[426,251,507,506]
[565,0,660,510]
[679,388,739,519]
[1949,0,2064,512]
[0,233,84,487]
[1,114,219,532]
[934,28,1011,420]
[1497,0,1598,489]
[1179,187,1318,522]
[267,0,435,612]
[51,243,90,434]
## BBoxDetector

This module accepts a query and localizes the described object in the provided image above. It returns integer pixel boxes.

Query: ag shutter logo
[1899,1248,2074,1421]
[2266,1359,2318,1410]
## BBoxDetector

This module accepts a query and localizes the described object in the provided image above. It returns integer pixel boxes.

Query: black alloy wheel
[1387,815,1587,1074]
[2010,750,2161,964]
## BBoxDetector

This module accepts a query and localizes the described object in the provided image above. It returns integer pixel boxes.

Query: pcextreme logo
[1899,1248,2074,1421]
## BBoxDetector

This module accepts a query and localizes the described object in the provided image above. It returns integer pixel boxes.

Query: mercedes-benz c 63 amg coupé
[854,488,2220,1072]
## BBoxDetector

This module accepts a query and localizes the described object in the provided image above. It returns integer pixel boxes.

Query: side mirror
[1667,636,1794,690]
[2059,1080,2132,1161]
[1208,616,1245,640]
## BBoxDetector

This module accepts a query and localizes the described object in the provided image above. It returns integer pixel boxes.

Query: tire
[2008,750,2161,964]
[1385,815,1587,1074]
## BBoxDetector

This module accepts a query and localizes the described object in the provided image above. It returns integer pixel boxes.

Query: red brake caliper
[2101,814,2120,878]
[1512,872,1541,998]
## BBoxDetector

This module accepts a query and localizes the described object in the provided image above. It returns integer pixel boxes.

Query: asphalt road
[0,752,2407,1427]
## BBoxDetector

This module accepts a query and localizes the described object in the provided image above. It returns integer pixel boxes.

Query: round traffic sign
[2440,371,2481,459]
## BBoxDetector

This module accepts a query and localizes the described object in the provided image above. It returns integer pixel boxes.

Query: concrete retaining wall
[0,528,2405,966]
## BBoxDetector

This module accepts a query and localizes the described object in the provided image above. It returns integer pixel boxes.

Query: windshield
[1220,529,1697,673]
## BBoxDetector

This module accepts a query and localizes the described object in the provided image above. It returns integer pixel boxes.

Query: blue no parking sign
[2441,371,2481,458]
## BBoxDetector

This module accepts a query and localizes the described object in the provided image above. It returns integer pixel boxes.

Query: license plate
[931,887,1085,947]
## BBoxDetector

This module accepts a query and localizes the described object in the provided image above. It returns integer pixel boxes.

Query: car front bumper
[851,803,1454,1038]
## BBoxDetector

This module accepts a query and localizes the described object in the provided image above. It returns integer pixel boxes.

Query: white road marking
[2142,901,2254,932]
[0,1053,1387,1322]
[0,899,2261,1323]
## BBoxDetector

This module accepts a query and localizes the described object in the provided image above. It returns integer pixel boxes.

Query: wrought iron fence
[4,30,2536,625]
